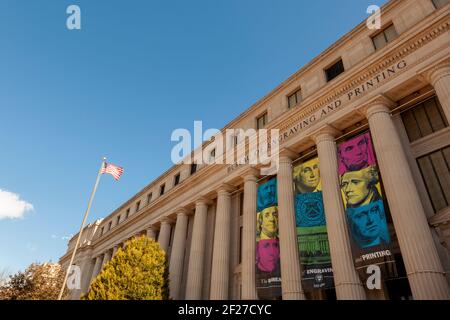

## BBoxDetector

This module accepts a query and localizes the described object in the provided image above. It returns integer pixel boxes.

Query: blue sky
[0,0,388,274]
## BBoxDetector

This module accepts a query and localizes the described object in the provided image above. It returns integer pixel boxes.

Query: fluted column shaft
[186,200,209,299]
[169,211,189,300]
[158,219,172,254]
[277,154,305,300]
[315,131,366,300]
[210,187,233,300]
[366,101,450,300]
[101,250,112,268]
[80,257,94,294]
[429,64,450,123]
[112,245,119,257]
[242,173,258,299]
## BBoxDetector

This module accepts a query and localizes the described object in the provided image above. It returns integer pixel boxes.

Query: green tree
[83,235,169,300]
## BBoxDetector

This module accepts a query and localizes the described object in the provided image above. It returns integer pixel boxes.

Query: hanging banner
[256,178,282,299]
[337,132,395,280]
[293,158,334,290]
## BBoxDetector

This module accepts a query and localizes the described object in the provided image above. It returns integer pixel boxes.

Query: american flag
[101,163,124,181]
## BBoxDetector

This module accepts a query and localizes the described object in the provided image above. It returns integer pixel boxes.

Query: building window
[432,0,449,9]
[125,208,130,219]
[136,201,141,212]
[288,88,302,108]
[401,96,448,142]
[190,163,197,175]
[100,227,104,236]
[257,112,268,129]
[116,215,121,225]
[325,59,345,82]
[174,173,180,186]
[147,193,152,204]
[417,146,450,213]
[234,134,239,146]
[209,148,216,163]
[160,184,165,196]
[372,24,398,50]
[108,221,112,231]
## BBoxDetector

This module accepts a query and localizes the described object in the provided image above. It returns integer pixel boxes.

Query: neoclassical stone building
[61,0,450,300]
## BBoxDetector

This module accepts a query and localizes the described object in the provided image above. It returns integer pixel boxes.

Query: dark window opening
[372,24,398,50]
[417,146,450,213]
[174,173,181,186]
[325,59,345,82]
[288,88,302,108]
[147,193,152,204]
[432,0,449,9]
[190,163,197,175]
[401,96,448,142]
[136,201,141,212]
[257,112,268,129]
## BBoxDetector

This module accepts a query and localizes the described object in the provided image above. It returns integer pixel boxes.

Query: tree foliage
[83,235,169,300]
[0,263,66,300]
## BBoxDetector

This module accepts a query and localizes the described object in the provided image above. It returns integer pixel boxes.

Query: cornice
[270,11,449,137]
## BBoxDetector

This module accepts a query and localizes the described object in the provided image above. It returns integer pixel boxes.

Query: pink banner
[337,132,376,175]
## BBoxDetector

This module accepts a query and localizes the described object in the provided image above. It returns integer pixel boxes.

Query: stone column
[364,95,450,300]
[313,126,366,300]
[101,250,112,267]
[89,255,103,283]
[146,226,157,239]
[158,218,172,254]
[186,198,209,300]
[428,61,450,123]
[242,168,259,300]
[169,208,189,300]
[277,149,305,300]
[80,255,95,294]
[112,245,119,257]
[210,184,234,300]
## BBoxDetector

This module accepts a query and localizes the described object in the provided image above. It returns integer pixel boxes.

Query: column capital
[358,94,396,119]
[242,167,259,182]
[426,59,450,85]
[217,183,235,194]
[311,124,341,145]
[279,148,298,161]
[174,207,189,217]
[194,196,212,206]
[159,216,173,225]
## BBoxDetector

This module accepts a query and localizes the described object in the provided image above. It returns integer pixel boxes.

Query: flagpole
[57,157,106,300]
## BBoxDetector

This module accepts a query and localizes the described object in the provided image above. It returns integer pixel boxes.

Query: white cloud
[26,243,37,252]
[51,234,72,241]
[0,189,34,220]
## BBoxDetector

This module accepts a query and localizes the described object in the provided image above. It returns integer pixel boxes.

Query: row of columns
[82,62,450,300]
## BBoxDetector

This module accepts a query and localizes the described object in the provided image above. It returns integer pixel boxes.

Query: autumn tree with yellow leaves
[83,235,169,300]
